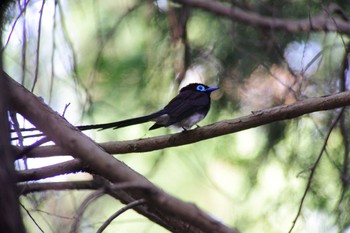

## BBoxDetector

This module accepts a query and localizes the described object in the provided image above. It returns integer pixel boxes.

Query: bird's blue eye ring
[196,85,206,92]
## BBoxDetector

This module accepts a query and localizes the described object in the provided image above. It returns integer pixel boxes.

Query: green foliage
[4,0,350,232]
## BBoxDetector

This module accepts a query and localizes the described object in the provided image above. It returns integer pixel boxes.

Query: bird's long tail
[77,111,164,131]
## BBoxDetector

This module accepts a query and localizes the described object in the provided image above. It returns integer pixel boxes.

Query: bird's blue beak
[206,86,219,92]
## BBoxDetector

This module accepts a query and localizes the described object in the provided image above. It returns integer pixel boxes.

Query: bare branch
[288,107,345,233]
[96,199,146,233]
[20,202,44,233]
[1,0,32,52]
[31,0,46,92]
[173,0,350,35]
[17,136,50,159]
[0,68,26,233]
[16,90,350,159]
[17,158,83,182]
[18,180,100,195]
[9,111,24,146]
[70,189,105,233]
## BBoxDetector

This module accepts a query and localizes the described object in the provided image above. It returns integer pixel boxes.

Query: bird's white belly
[173,113,205,130]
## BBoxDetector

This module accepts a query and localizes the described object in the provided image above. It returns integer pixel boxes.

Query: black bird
[78,83,218,131]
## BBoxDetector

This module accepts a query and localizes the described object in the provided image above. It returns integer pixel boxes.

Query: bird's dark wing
[162,91,210,124]
[148,91,210,130]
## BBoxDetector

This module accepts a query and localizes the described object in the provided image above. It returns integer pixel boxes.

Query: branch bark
[173,0,350,35]
[0,69,26,233]
[16,91,350,159]
[18,180,100,195]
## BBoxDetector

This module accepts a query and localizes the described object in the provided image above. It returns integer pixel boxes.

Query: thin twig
[335,115,350,223]
[81,3,141,118]
[31,209,74,220]
[288,107,345,233]
[68,181,150,233]
[62,103,71,117]
[10,111,24,146]
[18,180,101,195]
[17,136,50,158]
[96,199,146,233]
[49,0,58,104]
[1,0,32,52]
[89,3,141,86]
[10,111,28,169]
[69,189,105,233]
[31,0,46,92]
[19,0,28,85]
[334,33,350,228]
[20,202,45,233]
[56,0,84,105]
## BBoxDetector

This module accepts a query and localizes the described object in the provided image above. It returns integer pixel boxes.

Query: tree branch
[15,89,350,190]
[173,0,350,35]
[18,180,100,195]
[288,108,345,233]
[96,199,146,233]
[16,91,350,159]
[0,66,26,233]
[17,158,84,182]
[70,189,105,233]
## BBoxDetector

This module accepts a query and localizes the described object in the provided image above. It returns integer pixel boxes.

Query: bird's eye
[196,85,206,92]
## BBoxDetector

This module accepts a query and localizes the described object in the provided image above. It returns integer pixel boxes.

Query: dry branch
[174,0,350,35]
[18,180,100,195]
[0,71,26,233]
[16,91,350,159]
[17,159,83,182]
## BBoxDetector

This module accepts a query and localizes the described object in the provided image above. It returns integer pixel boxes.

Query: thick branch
[5,70,237,233]
[17,91,350,158]
[0,70,26,233]
[173,0,350,35]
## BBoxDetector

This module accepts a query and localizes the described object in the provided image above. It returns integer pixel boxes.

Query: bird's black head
[180,83,219,93]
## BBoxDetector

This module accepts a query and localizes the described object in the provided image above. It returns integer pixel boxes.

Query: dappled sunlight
[284,41,322,77]
[238,64,299,113]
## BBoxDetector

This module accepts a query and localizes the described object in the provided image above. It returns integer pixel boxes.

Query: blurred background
[3,0,350,232]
